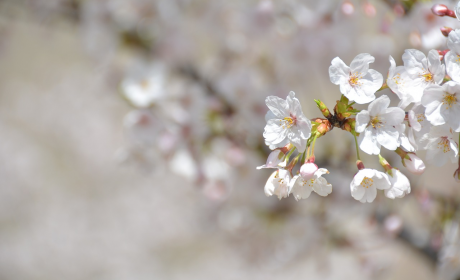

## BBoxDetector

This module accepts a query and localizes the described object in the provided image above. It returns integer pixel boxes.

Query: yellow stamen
[438,137,452,153]
[349,72,363,87]
[443,93,458,109]
[280,117,295,129]
[361,177,374,188]
[371,116,383,129]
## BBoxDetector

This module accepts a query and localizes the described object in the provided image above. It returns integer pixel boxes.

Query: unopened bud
[300,162,318,180]
[432,4,456,18]
[441,27,453,37]
[356,160,365,170]
[314,99,332,118]
[403,153,425,175]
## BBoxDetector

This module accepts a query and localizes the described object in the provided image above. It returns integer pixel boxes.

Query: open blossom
[263,91,312,152]
[329,53,383,104]
[355,95,405,155]
[289,168,332,200]
[264,169,291,199]
[385,169,411,199]
[121,64,165,108]
[388,50,444,109]
[350,169,390,203]
[445,29,460,82]
[421,124,459,167]
[421,81,460,132]
[387,55,423,109]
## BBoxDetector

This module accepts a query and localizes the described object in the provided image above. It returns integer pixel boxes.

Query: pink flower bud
[441,27,453,37]
[300,163,318,180]
[403,154,425,175]
[454,169,460,183]
[431,4,456,18]
[432,4,449,16]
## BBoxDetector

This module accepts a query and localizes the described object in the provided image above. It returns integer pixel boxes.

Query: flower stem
[309,134,318,159]
[352,130,361,161]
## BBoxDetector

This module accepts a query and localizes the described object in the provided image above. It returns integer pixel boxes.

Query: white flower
[387,56,426,109]
[385,169,411,199]
[402,153,426,175]
[407,103,432,150]
[421,124,459,167]
[445,29,460,82]
[289,168,332,200]
[355,95,405,155]
[263,91,312,152]
[350,169,390,203]
[121,64,165,108]
[264,169,291,199]
[329,53,383,104]
[388,50,444,108]
[256,149,287,169]
[421,81,460,132]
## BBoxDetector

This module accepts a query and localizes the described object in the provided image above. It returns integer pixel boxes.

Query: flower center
[416,113,425,123]
[421,71,433,83]
[349,72,362,87]
[281,116,296,129]
[437,137,451,153]
[360,177,373,188]
[442,93,457,109]
[370,116,383,129]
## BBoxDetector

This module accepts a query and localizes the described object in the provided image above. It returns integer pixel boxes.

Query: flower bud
[403,154,425,175]
[431,4,456,18]
[441,27,453,37]
[300,163,318,180]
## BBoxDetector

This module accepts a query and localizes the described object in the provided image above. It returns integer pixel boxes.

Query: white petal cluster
[329,53,383,104]
[350,169,390,203]
[445,30,460,82]
[264,169,291,200]
[422,81,460,132]
[385,168,411,199]
[355,95,405,155]
[263,91,312,152]
[421,124,459,167]
[289,168,332,200]
[388,49,445,109]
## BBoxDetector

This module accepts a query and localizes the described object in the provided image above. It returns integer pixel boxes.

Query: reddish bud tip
[432,4,456,18]
[356,160,365,170]
[432,4,449,16]
[441,27,454,37]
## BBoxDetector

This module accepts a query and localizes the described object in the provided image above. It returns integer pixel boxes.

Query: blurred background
[1,0,460,279]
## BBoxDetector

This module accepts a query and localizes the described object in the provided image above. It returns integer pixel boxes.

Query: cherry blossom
[264,169,292,200]
[355,95,405,155]
[263,91,312,152]
[385,169,411,199]
[329,53,383,104]
[289,168,332,200]
[422,81,460,132]
[350,169,390,203]
[421,124,459,167]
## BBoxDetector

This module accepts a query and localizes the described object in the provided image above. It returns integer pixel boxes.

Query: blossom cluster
[259,2,460,203]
